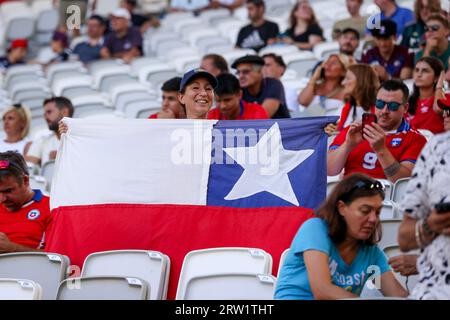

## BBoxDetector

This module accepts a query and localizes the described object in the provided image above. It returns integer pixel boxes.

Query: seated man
[73,15,107,64]
[0,39,28,71]
[362,19,413,81]
[369,0,415,37]
[148,77,186,119]
[100,8,142,64]
[0,151,52,253]
[120,0,153,33]
[208,73,268,120]
[338,27,360,57]
[327,79,427,183]
[232,55,290,119]
[415,14,450,70]
[235,0,279,53]
[332,0,368,40]
[25,97,74,167]
[200,54,229,77]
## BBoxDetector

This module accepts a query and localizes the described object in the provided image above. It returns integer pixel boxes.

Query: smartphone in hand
[362,113,377,140]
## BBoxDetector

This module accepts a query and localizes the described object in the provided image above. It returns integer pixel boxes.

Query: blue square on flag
[207,117,337,209]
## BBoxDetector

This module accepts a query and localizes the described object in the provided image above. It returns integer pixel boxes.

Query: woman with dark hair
[337,64,380,131]
[408,56,447,134]
[275,173,408,300]
[278,0,324,50]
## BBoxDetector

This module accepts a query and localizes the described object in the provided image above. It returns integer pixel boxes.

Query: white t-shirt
[27,132,59,166]
[0,137,30,155]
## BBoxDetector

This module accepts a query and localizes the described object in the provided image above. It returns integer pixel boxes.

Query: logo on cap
[27,210,41,220]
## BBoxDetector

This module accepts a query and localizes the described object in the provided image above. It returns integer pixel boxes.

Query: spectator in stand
[275,173,408,300]
[0,39,28,71]
[337,64,380,131]
[208,73,268,120]
[200,54,229,77]
[327,79,427,183]
[275,0,323,51]
[398,100,450,300]
[235,0,279,53]
[299,54,355,116]
[262,53,299,113]
[100,8,143,64]
[332,0,369,40]
[370,0,415,36]
[25,97,74,167]
[401,0,442,52]
[408,57,447,134]
[232,55,290,119]
[415,14,450,70]
[362,20,414,81]
[169,0,210,14]
[72,15,107,64]
[178,69,217,119]
[120,0,153,33]
[48,31,70,64]
[338,28,361,57]
[0,151,52,253]
[148,77,186,119]
[0,104,32,155]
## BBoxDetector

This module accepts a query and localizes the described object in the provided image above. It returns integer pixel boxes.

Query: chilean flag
[46,116,337,299]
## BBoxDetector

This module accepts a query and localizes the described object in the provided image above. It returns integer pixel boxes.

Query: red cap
[437,97,450,110]
[9,39,28,50]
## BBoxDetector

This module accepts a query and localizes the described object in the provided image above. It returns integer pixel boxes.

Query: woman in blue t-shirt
[275,173,408,300]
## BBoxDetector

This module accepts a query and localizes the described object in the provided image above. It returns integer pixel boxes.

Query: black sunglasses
[375,99,402,111]
[341,180,385,201]
[425,24,441,32]
[443,108,450,117]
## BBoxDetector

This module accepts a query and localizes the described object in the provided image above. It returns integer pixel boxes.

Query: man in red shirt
[0,151,52,253]
[208,73,268,120]
[148,77,186,119]
[328,79,427,183]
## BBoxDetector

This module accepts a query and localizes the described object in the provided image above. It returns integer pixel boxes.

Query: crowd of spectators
[1,0,450,300]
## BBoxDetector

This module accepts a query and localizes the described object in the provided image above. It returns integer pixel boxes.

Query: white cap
[110,8,131,20]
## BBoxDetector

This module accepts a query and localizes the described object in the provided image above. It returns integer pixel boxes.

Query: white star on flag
[222,123,314,206]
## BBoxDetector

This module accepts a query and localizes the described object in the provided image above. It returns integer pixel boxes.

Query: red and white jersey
[329,119,427,179]
[0,190,52,250]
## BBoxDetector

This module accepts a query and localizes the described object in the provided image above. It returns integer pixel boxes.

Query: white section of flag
[50,118,217,210]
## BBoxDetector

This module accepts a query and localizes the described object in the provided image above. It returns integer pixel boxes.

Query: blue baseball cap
[179,68,218,92]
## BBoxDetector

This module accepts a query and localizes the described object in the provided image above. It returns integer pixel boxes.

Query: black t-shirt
[285,24,323,43]
[242,78,290,119]
[132,13,148,28]
[236,20,279,52]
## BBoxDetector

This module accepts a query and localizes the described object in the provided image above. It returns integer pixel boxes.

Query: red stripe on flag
[46,204,313,299]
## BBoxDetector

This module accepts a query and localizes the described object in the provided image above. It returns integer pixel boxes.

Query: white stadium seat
[391,178,411,203]
[57,276,148,300]
[0,279,42,300]
[82,250,170,300]
[378,219,402,250]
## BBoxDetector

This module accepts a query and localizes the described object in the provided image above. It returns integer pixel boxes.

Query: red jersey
[408,95,446,134]
[0,190,52,250]
[207,100,269,120]
[329,119,427,179]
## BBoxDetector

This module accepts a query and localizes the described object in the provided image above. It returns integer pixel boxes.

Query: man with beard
[327,79,427,183]
[338,27,360,57]
[25,97,74,167]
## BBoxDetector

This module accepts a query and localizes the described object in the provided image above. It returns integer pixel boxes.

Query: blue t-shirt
[366,6,415,37]
[274,218,391,300]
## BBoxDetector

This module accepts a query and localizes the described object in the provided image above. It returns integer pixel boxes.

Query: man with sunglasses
[328,79,427,183]
[231,55,290,119]
[415,14,450,70]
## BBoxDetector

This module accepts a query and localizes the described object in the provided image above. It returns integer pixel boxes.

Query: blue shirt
[274,218,391,300]
[366,5,415,37]
[73,38,104,64]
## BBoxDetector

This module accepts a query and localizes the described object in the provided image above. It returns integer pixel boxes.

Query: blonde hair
[2,104,32,139]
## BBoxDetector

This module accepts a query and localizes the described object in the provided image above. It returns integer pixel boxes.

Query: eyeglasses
[425,24,441,32]
[235,69,253,76]
[375,99,402,111]
[340,180,385,201]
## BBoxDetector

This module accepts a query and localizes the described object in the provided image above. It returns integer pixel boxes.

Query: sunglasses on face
[375,99,402,111]
[425,24,441,32]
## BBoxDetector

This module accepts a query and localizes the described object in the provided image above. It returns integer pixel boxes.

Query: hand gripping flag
[46,116,337,299]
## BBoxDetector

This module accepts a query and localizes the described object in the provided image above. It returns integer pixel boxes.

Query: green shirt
[401,22,426,51]
[415,42,450,70]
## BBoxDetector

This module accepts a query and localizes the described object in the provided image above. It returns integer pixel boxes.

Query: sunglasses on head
[425,24,441,32]
[375,99,402,111]
[341,180,385,201]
